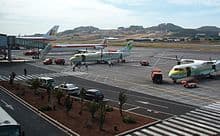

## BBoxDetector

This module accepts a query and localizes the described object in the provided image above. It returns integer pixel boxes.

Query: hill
[51,23,220,40]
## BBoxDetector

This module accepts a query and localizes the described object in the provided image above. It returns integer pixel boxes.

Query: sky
[0,0,220,35]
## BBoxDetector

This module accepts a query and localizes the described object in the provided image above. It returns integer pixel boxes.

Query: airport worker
[24,68,27,76]
[73,66,75,71]
[85,64,88,71]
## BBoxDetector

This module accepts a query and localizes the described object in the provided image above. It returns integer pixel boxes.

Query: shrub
[105,105,113,112]
[39,105,52,112]
[123,115,136,124]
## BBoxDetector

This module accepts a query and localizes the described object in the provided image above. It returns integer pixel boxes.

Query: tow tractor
[151,68,163,84]
[181,80,197,88]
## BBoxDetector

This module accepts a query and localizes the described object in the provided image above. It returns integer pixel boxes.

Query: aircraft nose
[168,70,174,78]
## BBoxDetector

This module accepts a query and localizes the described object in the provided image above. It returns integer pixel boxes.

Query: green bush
[39,105,52,112]
[105,105,113,112]
[123,115,136,124]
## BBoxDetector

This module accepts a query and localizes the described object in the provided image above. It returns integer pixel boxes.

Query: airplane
[50,39,107,53]
[168,58,220,83]
[69,41,133,64]
[17,25,59,41]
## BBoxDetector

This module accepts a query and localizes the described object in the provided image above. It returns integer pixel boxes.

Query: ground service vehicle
[38,77,55,88]
[0,106,21,136]
[151,68,163,84]
[43,58,53,65]
[140,60,149,66]
[54,58,65,65]
[181,80,197,88]
[85,89,104,101]
[23,50,40,56]
[54,83,79,96]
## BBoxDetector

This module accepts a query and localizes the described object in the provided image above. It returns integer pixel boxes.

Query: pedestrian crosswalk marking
[156,123,192,136]
[122,102,220,136]
[149,126,179,136]
[196,109,220,117]
[190,110,220,121]
[168,119,210,136]
[163,120,203,136]
[174,117,217,135]
[181,115,220,130]
[186,112,220,125]
[141,128,163,136]
[204,105,220,112]
[0,72,70,81]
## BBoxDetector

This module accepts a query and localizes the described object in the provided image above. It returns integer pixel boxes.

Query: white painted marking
[25,75,33,79]
[1,99,14,110]
[141,128,163,136]
[133,131,146,136]
[30,74,39,79]
[163,121,202,135]
[0,76,8,81]
[204,105,220,112]
[156,123,193,136]
[181,115,220,131]
[149,126,178,136]
[14,76,25,80]
[196,109,220,117]
[126,106,140,112]
[137,100,168,109]
[168,119,209,136]
[190,111,220,121]
[186,112,220,125]
[175,117,217,135]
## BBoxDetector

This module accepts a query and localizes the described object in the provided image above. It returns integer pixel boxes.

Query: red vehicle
[181,80,197,88]
[43,58,53,65]
[24,50,40,56]
[54,58,65,65]
[140,60,149,66]
[151,68,163,84]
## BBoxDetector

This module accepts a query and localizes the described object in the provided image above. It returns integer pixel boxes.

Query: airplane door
[81,55,86,62]
[186,67,191,77]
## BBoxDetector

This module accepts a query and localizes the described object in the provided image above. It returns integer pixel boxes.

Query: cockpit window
[174,68,184,71]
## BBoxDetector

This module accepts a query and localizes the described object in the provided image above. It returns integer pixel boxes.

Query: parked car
[43,58,53,65]
[85,89,104,101]
[54,83,79,96]
[24,50,40,56]
[54,58,65,65]
[38,77,55,88]
[140,60,149,66]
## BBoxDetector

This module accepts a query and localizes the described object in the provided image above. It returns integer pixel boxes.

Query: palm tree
[87,101,99,119]
[79,88,86,115]
[30,78,40,95]
[99,101,106,130]
[118,91,127,117]
[55,88,64,105]
[64,95,73,115]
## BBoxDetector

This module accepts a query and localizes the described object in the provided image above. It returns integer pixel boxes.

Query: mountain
[58,26,100,36]
[57,24,220,38]
[197,26,220,32]
[146,23,183,32]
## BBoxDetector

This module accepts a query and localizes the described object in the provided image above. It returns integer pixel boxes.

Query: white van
[38,77,55,88]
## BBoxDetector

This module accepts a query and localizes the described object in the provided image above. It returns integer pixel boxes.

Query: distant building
[218,32,220,37]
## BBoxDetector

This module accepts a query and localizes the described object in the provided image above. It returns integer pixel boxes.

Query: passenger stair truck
[151,68,163,84]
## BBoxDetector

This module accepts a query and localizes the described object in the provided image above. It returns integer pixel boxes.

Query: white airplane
[17,25,59,41]
[168,58,220,82]
[69,41,133,64]
[51,39,107,52]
